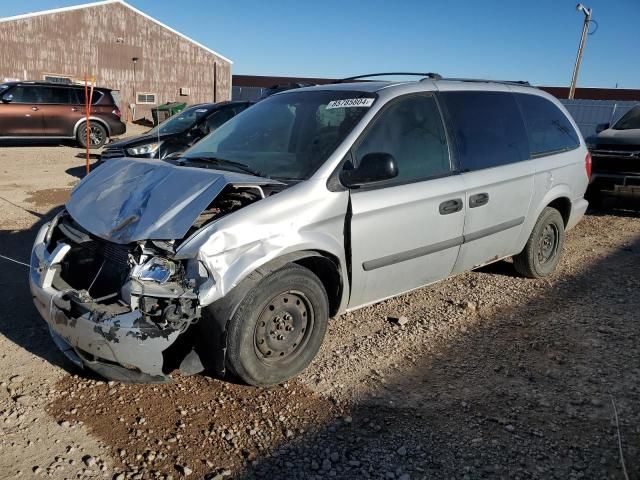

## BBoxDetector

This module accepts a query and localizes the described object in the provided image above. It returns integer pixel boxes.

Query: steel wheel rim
[254,290,314,365]
[87,125,104,146]
[537,223,559,264]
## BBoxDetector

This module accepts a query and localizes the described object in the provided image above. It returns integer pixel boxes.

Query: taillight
[585,152,592,181]
[112,107,121,118]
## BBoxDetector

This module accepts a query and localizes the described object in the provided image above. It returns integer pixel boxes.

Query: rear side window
[40,87,72,104]
[516,93,580,156]
[440,91,529,171]
[354,94,451,183]
[70,88,105,105]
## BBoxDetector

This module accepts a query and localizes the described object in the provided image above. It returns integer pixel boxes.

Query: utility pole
[568,3,592,99]
[131,57,139,122]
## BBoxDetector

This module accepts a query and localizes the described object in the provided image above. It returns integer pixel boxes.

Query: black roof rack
[334,73,531,87]
[336,72,442,83]
[2,80,114,90]
[439,77,531,86]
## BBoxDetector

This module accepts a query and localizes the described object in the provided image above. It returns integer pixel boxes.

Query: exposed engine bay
[188,185,275,235]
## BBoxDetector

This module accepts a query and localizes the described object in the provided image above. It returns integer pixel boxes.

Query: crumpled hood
[66,157,275,244]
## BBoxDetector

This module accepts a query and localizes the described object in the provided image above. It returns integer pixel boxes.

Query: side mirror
[2,93,14,103]
[595,122,610,134]
[340,152,398,187]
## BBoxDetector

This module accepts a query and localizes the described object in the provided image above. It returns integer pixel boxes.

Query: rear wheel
[77,122,107,149]
[225,264,329,386]
[513,207,565,278]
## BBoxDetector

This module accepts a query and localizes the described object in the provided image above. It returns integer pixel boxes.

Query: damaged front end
[30,212,202,382]
[30,158,283,382]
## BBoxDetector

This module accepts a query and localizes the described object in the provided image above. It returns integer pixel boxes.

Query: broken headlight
[44,210,66,245]
[132,256,176,283]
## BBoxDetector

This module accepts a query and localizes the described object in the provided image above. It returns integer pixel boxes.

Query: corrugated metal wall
[560,99,638,139]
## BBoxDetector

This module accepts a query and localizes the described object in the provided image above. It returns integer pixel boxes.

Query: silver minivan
[30,74,590,386]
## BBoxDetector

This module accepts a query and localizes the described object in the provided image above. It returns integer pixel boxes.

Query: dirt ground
[0,141,638,480]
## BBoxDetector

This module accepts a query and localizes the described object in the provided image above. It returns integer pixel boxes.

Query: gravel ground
[1,144,638,479]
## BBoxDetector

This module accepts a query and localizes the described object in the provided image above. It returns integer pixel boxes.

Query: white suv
[30,73,590,386]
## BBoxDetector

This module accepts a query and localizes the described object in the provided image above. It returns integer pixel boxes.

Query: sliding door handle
[469,192,489,208]
[439,198,463,215]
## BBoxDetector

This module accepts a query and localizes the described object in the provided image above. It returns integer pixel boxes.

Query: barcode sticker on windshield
[326,98,375,109]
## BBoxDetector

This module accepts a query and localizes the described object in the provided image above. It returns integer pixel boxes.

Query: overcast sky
[5,0,639,88]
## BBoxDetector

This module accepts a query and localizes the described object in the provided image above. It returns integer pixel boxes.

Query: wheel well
[547,197,571,226]
[294,254,343,318]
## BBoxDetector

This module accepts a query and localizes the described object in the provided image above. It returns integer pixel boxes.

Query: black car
[101,101,253,161]
[588,105,640,202]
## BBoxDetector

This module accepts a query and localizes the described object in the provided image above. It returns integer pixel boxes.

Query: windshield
[148,105,211,135]
[613,106,640,130]
[182,90,376,180]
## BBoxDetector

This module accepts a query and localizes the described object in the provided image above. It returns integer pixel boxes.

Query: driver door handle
[31,106,39,111]
[439,198,463,215]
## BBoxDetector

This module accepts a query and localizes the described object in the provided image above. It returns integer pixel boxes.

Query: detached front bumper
[29,224,183,383]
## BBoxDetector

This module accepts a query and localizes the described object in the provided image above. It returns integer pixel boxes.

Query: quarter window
[440,91,529,171]
[516,93,580,156]
[354,95,451,182]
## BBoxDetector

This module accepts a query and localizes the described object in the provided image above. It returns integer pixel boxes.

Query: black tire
[77,122,107,149]
[225,264,329,386]
[513,207,565,279]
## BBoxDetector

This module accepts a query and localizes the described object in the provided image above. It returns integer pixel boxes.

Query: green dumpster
[151,102,187,125]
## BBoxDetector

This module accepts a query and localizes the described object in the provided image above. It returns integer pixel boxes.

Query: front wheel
[77,122,107,149]
[225,264,329,386]
[513,207,565,279]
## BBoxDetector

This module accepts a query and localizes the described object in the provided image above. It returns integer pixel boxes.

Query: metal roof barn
[0,0,232,121]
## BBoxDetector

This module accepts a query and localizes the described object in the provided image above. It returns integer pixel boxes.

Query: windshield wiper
[180,155,265,177]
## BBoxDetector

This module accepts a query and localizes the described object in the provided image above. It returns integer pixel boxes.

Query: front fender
[196,229,348,308]
[175,182,350,310]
